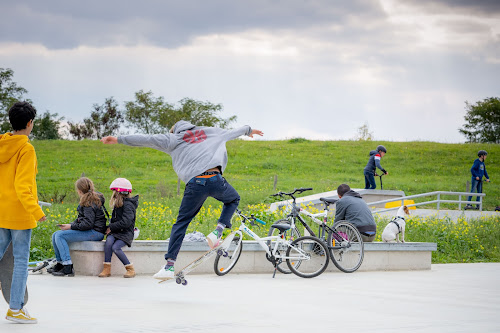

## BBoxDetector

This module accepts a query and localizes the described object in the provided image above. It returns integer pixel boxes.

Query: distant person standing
[363,145,388,189]
[466,150,490,210]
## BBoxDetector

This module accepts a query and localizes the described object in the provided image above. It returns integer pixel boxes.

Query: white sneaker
[153,265,175,280]
[206,230,222,249]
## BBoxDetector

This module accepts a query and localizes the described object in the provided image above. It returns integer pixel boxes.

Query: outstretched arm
[101,134,173,152]
[248,129,264,138]
[220,126,264,141]
[101,136,118,144]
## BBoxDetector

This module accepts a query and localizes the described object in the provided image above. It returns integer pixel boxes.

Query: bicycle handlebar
[235,210,266,226]
[271,187,313,198]
[254,218,266,225]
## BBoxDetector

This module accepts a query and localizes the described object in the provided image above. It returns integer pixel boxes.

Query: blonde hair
[75,177,102,207]
[110,190,130,209]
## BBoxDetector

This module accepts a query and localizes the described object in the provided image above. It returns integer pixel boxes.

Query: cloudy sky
[1,0,499,142]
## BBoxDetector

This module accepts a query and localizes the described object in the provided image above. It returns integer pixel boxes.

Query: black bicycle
[268,188,364,273]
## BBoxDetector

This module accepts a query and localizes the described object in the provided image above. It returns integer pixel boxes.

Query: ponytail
[75,177,102,207]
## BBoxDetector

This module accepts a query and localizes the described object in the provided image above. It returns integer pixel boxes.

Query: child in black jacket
[98,178,139,278]
[51,177,107,277]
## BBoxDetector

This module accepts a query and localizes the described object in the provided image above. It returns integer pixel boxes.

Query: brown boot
[98,262,111,277]
[124,264,136,278]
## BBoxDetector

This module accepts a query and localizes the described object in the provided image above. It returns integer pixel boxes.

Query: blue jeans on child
[104,235,130,265]
[364,171,376,189]
[165,174,240,261]
[0,228,32,310]
[52,229,104,265]
[467,177,483,206]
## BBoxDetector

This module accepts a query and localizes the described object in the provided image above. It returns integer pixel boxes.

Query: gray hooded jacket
[334,190,377,233]
[117,121,252,182]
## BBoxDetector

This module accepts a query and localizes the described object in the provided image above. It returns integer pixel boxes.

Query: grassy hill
[28,139,500,263]
[33,139,499,210]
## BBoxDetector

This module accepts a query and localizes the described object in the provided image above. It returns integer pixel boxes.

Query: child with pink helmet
[98,178,139,278]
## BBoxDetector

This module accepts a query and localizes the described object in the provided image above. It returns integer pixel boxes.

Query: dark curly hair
[8,101,37,131]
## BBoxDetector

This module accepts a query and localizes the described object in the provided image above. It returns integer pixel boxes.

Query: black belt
[198,171,220,176]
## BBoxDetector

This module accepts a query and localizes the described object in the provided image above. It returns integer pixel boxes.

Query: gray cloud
[0,0,384,49]
[1,0,498,143]
[400,0,500,16]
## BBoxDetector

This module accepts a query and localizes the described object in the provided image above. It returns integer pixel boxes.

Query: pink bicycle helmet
[110,178,133,193]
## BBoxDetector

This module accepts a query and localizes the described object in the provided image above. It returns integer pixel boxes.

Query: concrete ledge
[69,240,436,276]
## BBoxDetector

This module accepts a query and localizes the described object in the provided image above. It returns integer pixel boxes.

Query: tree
[32,111,63,140]
[0,68,31,133]
[67,121,94,140]
[124,90,237,134]
[124,90,172,134]
[459,97,500,143]
[355,123,373,141]
[68,97,123,139]
[167,98,237,129]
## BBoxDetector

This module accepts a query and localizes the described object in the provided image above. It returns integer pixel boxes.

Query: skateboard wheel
[181,279,188,286]
[176,277,182,284]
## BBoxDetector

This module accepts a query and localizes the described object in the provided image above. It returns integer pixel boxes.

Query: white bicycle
[214,210,329,278]
[268,188,364,274]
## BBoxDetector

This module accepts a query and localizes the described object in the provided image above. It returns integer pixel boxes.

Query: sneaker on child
[5,308,37,324]
[153,265,175,280]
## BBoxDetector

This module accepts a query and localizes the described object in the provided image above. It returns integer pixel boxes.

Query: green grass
[374,215,500,263]
[29,139,499,262]
[33,139,499,209]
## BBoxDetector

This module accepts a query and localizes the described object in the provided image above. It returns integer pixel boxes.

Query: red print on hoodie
[183,130,207,144]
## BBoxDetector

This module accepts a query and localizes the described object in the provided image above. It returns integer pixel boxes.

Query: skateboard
[0,243,29,305]
[158,233,237,286]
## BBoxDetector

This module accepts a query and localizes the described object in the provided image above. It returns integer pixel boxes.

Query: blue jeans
[166,174,240,261]
[364,171,376,189]
[0,228,32,310]
[104,235,130,265]
[52,229,104,265]
[467,177,483,205]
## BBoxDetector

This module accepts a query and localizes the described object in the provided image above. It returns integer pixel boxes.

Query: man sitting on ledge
[335,184,377,242]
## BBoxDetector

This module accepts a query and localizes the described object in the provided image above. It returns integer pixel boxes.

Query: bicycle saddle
[319,197,338,205]
[271,223,291,233]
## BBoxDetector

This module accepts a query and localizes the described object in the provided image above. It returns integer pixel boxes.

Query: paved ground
[1,263,499,333]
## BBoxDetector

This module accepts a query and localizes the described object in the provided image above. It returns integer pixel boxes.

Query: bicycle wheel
[327,221,364,273]
[267,219,301,274]
[214,234,243,276]
[286,236,329,278]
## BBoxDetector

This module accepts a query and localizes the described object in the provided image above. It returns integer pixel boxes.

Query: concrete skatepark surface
[1,263,499,333]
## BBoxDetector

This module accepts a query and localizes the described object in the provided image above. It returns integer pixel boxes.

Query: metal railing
[367,191,486,213]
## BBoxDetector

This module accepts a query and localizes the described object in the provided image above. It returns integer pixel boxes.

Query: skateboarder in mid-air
[101,121,263,280]
[0,102,46,324]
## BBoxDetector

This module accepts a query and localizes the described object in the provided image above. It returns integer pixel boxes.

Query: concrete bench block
[69,241,436,276]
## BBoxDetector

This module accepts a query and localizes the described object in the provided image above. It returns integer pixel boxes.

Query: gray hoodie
[118,121,252,182]
[334,190,377,233]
